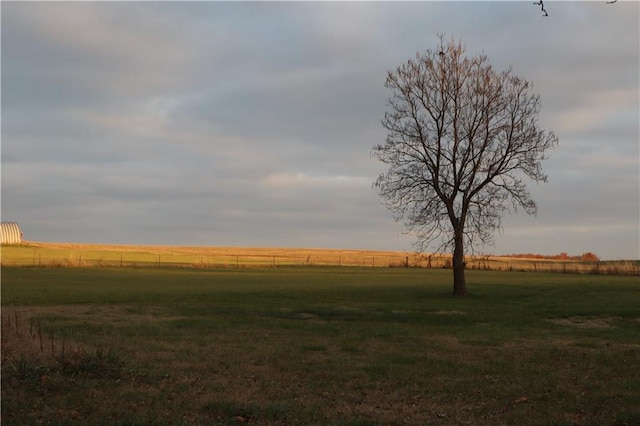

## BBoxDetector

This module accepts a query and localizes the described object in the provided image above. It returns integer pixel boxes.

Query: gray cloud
[2,1,638,259]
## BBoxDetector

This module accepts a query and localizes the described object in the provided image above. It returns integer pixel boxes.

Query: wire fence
[3,247,638,276]
[9,252,420,269]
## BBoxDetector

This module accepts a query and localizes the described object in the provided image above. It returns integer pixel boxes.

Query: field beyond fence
[1,242,638,275]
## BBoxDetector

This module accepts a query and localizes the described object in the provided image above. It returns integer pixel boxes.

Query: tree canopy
[373,36,558,295]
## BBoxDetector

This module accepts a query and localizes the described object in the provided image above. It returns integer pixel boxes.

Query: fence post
[38,322,43,352]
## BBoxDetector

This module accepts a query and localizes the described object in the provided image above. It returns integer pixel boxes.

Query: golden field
[1,242,637,275]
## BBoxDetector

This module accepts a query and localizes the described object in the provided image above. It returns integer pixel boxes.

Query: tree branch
[532,0,548,17]
[533,0,618,16]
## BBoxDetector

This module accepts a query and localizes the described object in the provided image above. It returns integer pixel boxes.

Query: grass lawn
[1,267,639,425]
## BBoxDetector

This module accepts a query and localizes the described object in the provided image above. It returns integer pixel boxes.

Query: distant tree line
[501,252,600,262]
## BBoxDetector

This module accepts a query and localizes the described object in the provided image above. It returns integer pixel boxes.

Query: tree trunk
[452,229,467,296]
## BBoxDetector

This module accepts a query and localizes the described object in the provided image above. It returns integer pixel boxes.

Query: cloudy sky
[2,1,638,260]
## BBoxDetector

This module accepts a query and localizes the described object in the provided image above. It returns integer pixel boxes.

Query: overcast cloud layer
[2,1,638,260]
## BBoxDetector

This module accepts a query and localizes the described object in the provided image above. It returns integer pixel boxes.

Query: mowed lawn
[1,267,639,425]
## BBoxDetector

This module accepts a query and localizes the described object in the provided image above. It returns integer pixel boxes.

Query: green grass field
[2,267,639,425]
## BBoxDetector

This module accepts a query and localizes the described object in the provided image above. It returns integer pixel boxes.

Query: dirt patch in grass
[430,310,467,316]
[548,316,618,329]
[2,305,185,327]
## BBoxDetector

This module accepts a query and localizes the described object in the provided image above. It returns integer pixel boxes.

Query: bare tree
[372,36,558,296]
[533,0,618,16]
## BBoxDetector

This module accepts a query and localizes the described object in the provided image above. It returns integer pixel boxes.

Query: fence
[11,253,427,269]
[2,245,638,276]
[463,257,640,276]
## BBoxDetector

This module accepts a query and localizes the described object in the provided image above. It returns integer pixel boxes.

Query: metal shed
[1,222,24,244]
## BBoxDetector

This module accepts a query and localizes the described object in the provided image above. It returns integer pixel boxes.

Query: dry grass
[3,241,421,268]
[547,316,619,329]
[2,241,638,275]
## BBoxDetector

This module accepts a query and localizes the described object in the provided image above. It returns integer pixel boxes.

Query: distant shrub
[580,252,600,262]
